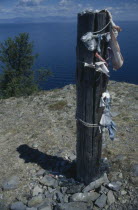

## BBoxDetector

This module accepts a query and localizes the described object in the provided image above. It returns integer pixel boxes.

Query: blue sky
[0,0,138,21]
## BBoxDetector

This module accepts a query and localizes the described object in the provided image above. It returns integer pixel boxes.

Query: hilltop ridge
[0,81,137,209]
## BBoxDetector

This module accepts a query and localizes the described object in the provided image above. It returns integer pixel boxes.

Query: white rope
[80,9,116,35]
[92,9,116,34]
[76,118,102,133]
[92,20,111,34]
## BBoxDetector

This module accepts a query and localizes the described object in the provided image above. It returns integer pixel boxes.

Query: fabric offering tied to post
[81,32,110,53]
[99,91,116,140]
[78,9,123,141]
[100,91,111,107]
[95,62,109,77]
[81,9,124,74]
[110,31,124,70]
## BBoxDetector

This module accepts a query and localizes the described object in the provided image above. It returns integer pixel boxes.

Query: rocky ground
[0,81,138,210]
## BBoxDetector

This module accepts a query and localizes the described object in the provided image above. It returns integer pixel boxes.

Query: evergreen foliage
[0,33,51,98]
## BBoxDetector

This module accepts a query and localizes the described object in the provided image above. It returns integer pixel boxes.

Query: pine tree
[0,33,50,98]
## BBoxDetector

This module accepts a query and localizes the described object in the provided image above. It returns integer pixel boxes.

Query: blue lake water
[0,21,137,90]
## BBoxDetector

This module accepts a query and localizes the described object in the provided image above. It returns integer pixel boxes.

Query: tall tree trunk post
[76,10,111,185]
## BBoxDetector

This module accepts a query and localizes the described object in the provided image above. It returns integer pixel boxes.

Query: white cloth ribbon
[95,62,109,76]
[100,90,110,107]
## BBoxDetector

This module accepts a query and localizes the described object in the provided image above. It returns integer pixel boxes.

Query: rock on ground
[55,202,93,210]
[107,181,122,191]
[83,173,109,192]
[32,185,43,196]
[95,194,107,208]
[107,190,115,205]
[10,201,26,210]
[39,175,58,187]
[70,191,100,202]
[27,194,44,207]
[2,176,19,191]
[131,164,138,176]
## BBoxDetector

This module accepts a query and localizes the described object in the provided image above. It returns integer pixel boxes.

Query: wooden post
[76,11,111,184]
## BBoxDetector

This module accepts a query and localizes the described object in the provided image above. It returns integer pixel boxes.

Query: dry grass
[48,100,67,111]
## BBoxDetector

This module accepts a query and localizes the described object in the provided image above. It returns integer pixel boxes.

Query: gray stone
[95,194,107,208]
[67,104,72,108]
[63,194,69,203]
[131,164,138,176]
[32,185,43,196]
[55,191,64,203]
[66,184,84,194]
[61,187,67,194]
[38,197,53,206]
[15,194,29,205]
[36,169,46,177]
[107,190,115,205]
[55,202,93,210]
[99,186,109,194]
[32,143,38,148]
[118,172,123,179]
[121,190,127,195]
[46,191,54,198]
[48,187,56,193]
[121,199,127,204]
[43,190,49,197]
[37,198,55,209]
[53,192,57,201]
[28,194,44,207]
[93,206,99,210]
[70,191,100,202]
[0,193,3,199]
[68,153,76,161]
[0,201,7,210]
[39,207,52,210]
[102,157,109,165]
[107,181,122,191]
[10,201,26,210]
[26,208,37,210]
[2,176,19,191]
[113,155,127,162]
[38,203,52,210]
[130,176,138,185]
[58,177,75,187]
[40,175,58,187]
[83,173,109,192]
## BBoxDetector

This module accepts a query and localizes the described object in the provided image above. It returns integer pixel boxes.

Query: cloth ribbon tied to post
[99,91,116,140]
[81,9,124,71]
[83,61,109,76]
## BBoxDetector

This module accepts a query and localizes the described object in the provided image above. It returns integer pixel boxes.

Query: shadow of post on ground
[17,144,76,178]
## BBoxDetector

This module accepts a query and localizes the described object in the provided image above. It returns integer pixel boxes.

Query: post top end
[78,9,109,16]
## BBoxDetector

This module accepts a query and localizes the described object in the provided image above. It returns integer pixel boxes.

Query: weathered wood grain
[76,11,110,184]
